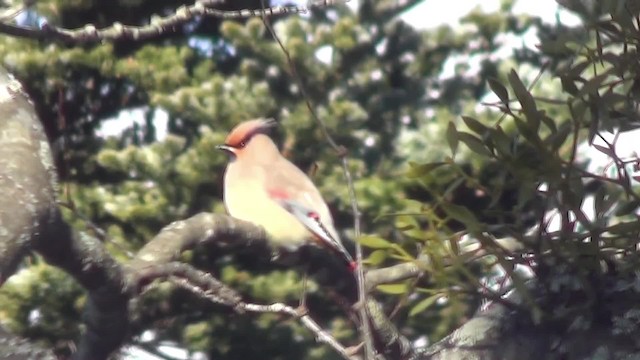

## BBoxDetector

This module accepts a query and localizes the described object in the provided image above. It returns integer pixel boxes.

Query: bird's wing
[272,196,354,266]
[265,158,354,268]
[266,158,335,233]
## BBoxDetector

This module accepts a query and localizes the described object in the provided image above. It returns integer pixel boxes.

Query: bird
[217,118,356,271]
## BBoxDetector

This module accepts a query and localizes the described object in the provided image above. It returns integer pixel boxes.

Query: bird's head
[216,118,279,160]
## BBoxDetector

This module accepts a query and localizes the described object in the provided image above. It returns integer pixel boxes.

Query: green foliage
[390,0,640,333]
[0,261,84,350]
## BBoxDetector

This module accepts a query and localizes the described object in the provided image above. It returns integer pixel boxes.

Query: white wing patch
[274,198,354,265]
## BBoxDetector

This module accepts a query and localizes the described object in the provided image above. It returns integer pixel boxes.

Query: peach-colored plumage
[217,119,354,270]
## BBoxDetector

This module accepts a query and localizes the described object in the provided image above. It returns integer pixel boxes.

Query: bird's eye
[238,141,247,148]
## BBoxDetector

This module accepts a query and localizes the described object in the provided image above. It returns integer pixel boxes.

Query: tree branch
[0,66,129,360]
[0,325,56,360]
[365,256,427,292]
[132,261,242,307]
[129,213,266,268]
[366,300,414,360]
[0,1,313,44]
[0,69,57,284]
[130,260,355,360]
[152,263,358,360]
[38,224,129,360]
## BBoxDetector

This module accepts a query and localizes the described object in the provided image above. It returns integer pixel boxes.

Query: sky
[400,0,581,28]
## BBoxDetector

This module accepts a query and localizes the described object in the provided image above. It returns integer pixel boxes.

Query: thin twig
[164,273,354,360]
[259,3,374,359]
[241,302,354,360]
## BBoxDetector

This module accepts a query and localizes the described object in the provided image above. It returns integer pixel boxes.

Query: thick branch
[366,300,414,360]
[129,213,266,269]
[411,296,546,360]
[37,221,128,360]
[0,325,56,359]
[0,69,57,284]
[365,255,427,292]
[0,66,128,360]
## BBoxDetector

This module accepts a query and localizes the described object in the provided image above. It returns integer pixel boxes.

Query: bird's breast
[223,172,310,248]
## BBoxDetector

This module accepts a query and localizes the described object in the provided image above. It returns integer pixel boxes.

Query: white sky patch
[315,45,333,64]
[123,343,193,360]
[399,0,581,29]
[535,128,640,235]
[577,129,640,184]
[399,0,500,28]
[364,135,376,147]
[28,309,41,325]
[512,1,582,27]
[412,335,429,348]
[432,1,580,81]
[98,107,168,141]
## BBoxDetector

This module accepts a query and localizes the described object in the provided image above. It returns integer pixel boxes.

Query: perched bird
[217,119,355,270]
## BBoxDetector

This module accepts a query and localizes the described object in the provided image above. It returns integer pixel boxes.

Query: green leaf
[407,161,447,178]
[614,200,640,216]
[537,38,572,55]
[544,122,572,151]
[576,72,611,99]
[448,233,461,255]
[443,177,465,198]
[508,69,539,133]
[608,221,640,235]
[561,76,579,96]
[457,132,492,156]
[358,235,393,249]
[540,112,557,132]
[567,60,590,78]
[441,202,481,231]
[447,122,459,156]
[462,116,489,135]
[488,127,512,156]
[594,185,616,218]
[592,144,614,157]
[395,215,418,231]
[513,117,539,143]
[487,78,509,105]
[409,293,442,316]
[376,283,408,295]
[403,228,426,240]
[365,250,387,266]
[517,182,535,209]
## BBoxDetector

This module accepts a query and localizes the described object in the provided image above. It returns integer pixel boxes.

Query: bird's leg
[270,247,302,267]
[298,269,309,311]
[270,249,282,262]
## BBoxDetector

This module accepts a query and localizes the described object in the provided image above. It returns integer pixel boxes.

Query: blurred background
[3,0,632,359]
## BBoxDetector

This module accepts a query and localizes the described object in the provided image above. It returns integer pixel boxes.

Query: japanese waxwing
[217,119,355,270]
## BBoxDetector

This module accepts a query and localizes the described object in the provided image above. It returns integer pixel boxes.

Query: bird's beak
[216,144,236,156]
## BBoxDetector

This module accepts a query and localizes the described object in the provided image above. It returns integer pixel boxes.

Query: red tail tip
[348,261,357,272]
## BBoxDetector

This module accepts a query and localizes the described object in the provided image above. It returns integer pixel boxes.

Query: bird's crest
[224,118,277,148]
